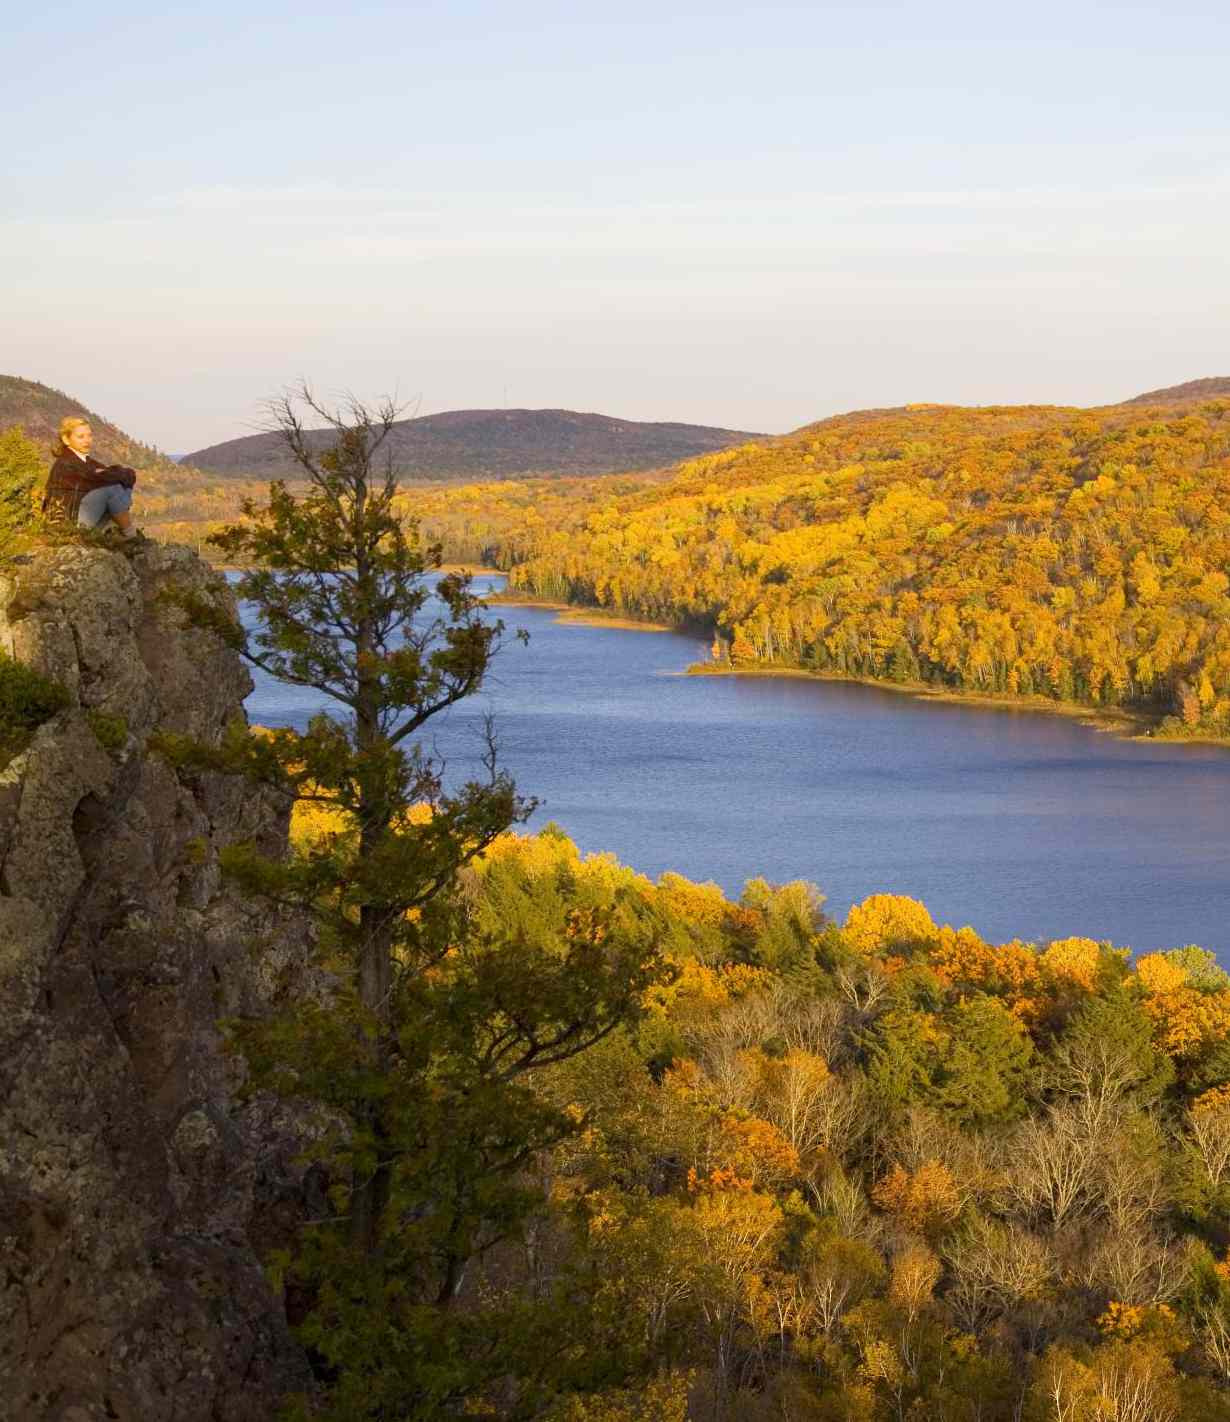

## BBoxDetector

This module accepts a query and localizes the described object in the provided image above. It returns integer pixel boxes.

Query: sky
[3,0,1229,450]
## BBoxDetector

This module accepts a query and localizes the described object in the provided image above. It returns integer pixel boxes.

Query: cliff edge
[0,543,312,1420]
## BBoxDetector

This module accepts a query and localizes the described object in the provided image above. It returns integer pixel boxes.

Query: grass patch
[87,709,128,753]
[0,652,70,767]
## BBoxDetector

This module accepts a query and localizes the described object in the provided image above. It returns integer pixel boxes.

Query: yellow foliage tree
[1041,936,1104,993]
[844,894,939,956]
[872,1159,963,1234]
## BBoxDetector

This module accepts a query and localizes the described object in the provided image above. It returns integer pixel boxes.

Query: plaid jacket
[43,453,137,522]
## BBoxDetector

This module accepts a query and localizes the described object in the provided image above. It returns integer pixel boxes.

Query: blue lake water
[242,575,1230,957]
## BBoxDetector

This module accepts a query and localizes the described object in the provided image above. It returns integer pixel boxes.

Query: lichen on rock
[0,542,314,1420]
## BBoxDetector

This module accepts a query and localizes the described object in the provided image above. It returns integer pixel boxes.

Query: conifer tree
[161,385,670,1418]
[196,384,528,1252]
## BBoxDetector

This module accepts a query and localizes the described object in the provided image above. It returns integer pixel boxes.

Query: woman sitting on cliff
[42,416,139,537]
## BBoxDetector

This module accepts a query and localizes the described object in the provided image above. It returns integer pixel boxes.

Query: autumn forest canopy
[435,396,1230,739]
[286,814,1230,1420]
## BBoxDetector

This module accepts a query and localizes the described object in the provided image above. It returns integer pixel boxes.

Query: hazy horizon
[5,0,1228,450]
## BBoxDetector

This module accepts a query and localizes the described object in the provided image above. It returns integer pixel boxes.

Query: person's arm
[100,464,137,490]
[78,457,135,491]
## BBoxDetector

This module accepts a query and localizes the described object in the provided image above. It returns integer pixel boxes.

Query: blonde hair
[54,415,90,457]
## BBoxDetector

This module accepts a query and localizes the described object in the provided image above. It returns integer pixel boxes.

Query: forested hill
[182,407,764,480]
[447,395,1230,738]
[1126,376,1230,405]
[0,375,185,479]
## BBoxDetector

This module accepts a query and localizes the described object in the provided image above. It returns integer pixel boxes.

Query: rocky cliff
[0,543,312,1420]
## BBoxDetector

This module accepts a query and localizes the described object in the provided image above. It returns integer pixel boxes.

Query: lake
[242,574,1230,957]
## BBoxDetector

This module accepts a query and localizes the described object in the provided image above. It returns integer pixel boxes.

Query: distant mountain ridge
[181,408,765,480]
[1124,376,1230,405]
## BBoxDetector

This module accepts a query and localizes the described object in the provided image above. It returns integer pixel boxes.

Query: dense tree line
[398,473,665,571]
[406,400,1230,738]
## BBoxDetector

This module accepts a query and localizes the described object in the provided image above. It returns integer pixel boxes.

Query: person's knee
[77,484,134,528]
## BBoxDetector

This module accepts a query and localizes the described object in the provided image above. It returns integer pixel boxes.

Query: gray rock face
[0,544,313,1421]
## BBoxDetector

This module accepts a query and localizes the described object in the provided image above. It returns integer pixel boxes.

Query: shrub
[0,652,69,765]
[86,709,128,753]
[0,425,44,557]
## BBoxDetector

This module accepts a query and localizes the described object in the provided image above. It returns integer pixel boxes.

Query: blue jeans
[78,484,133,528]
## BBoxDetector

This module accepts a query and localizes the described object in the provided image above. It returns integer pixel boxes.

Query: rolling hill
[181,407,765,480]
[1125,376,1230,404]
[463,390,1230,738]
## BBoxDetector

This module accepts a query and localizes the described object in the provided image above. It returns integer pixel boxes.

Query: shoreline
[482,591,674,632]
[483,591,1220,746]
[209,560,502,576]
[185,548,1229,751]
[686,661,1229,748]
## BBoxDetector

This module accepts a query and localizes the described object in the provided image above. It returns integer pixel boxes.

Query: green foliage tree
[1052,987,1175,1108]
[934,994,1036,1127]
[159,386,672,1419]
[865,994,1035,1128]
[0,423,43,557]
[198,386,527,1242]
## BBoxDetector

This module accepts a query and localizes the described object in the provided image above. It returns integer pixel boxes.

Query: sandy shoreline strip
[482,592,674,632]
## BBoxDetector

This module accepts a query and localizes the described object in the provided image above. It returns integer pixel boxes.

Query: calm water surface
[242,575,1230,957]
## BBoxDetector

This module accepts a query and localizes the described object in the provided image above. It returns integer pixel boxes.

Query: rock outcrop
[0,543,313,1421]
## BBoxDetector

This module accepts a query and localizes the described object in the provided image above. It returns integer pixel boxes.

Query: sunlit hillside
[1126,377,1230,405]
[490,396,1230,738]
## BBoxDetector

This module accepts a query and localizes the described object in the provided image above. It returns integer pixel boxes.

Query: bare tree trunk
[350,902,394,1257]
[350,510,395,1259]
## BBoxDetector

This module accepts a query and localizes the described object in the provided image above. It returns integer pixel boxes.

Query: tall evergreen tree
[202,386,528,1251]
[160,386,670,1418]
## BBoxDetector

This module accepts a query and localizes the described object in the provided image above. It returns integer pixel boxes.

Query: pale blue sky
[4,1,1228,448]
